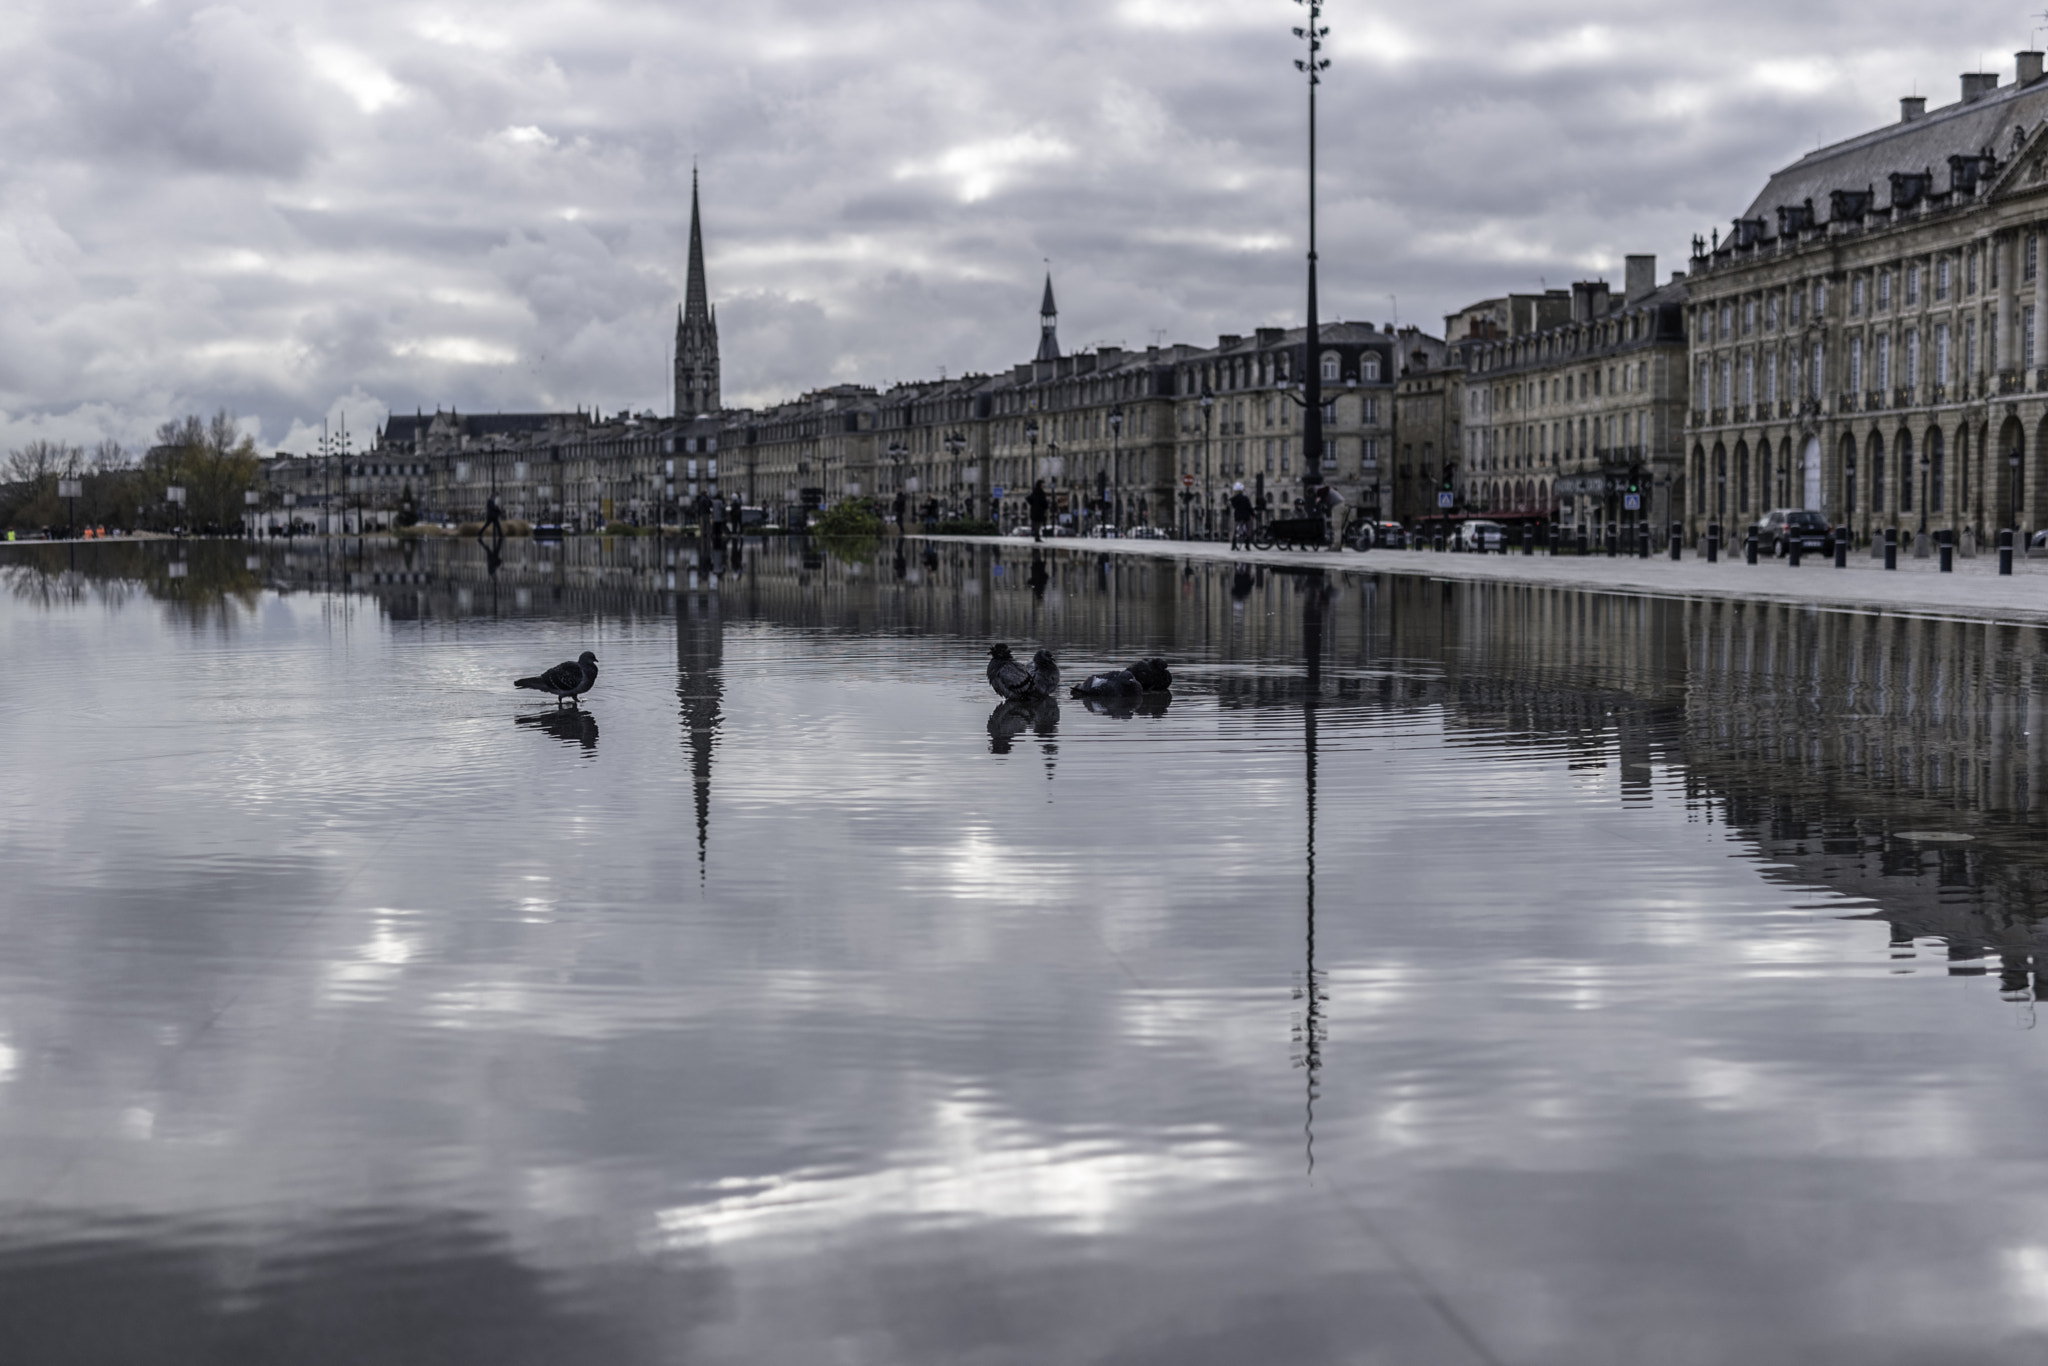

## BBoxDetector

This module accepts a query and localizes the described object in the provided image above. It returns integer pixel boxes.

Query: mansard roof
[1742,74,2048,220]
[382,412,570,444]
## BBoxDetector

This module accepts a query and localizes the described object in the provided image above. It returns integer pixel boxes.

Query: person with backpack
[1229,483,1255,550]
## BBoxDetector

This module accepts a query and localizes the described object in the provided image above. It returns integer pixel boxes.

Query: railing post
[2000,527,2015,576]
[1669,520,1682,560]
[1939,529,1954,572]
[1706,521,1720,563]
[1883,524,1897,570]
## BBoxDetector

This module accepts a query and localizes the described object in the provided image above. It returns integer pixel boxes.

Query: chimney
[1625,254,1657,303]
[2021,51,2045,85]
[1962,72,1999,102]
[1900,96,1927,122]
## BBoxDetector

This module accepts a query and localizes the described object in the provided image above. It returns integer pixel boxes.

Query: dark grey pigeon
[987,644,1035,701]
[1071,668,1141,700]
[516,650,599,707]
[1129,657,1173,692]
[1029,649,1060,697]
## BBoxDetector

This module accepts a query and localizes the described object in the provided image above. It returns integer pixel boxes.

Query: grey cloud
[0,0,2035,446]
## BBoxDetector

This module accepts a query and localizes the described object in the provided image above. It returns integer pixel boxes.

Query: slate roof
[383,413,564,442]
[1742,76,2048,220]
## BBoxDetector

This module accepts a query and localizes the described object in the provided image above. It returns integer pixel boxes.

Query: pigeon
[987,644,1037,701]
[1129,657,1173,692]
[515,650,599,707]
[1070,668,1141,700]
[1029,649,1060,697]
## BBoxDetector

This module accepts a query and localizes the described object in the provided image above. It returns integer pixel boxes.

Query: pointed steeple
[1036,270,1061,362]
[684,167,711,325]
[674,165,721,418]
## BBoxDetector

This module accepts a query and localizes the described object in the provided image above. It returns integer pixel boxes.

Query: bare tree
[91,439,129,472]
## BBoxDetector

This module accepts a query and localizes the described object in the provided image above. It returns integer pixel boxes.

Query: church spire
[1035,270,1060,362]
[684,167,711,326]
[674,166,721,418]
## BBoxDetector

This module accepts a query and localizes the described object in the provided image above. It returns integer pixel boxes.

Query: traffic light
[1440,464,1456,493]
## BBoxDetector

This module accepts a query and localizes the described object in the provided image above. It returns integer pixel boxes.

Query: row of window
[1469,411,1655,471]
[1470,313,1662,373]
[1700,311,2030,407]
[1697,236,2048,343]
[1475,360,1654,417]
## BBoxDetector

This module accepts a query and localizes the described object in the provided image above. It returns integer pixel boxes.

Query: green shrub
[816,498,883,539]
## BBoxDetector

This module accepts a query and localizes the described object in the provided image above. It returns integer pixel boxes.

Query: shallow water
[5,534,2048,1364]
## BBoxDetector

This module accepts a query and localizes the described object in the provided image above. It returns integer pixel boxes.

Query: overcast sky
[1,0,2041,454]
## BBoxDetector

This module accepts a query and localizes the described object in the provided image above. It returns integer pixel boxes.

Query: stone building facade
[1685,51,2048,547]
[1456,263,1692,538]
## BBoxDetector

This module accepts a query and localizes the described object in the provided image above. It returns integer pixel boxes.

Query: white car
[1452,520,1505,552]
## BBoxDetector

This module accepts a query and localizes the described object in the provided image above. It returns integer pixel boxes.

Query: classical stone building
[1686,51,2048,547]
[1391,331,1461,524]
[1456,262,1692,539]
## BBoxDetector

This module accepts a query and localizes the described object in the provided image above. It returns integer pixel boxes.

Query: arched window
[1898,429,1914,512]
[1713,443,1728,517]
[1321,353,1340,382]
[1735,440,1751,512]
[1842,436,1858,514]
[1760,443,1773,508]
[1867,431,1885,513]
[1363,356,1382,382]
[1929,426,1946,512]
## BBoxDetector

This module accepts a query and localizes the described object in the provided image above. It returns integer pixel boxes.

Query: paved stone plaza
[929,532,2048,624]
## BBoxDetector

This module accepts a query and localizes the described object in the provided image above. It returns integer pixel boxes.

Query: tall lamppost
[1918,445,1930,552]
[1108,406,1123,530]
[1047,438,1061,530]
[1200,387,1214,538]
[2011,445,2022,533]
[943,430,966,517]
[886,438,908,529]
[1294,0,1331,512]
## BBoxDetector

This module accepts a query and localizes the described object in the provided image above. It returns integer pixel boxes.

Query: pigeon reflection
[986,696,1059,757]
[516,707,599,752]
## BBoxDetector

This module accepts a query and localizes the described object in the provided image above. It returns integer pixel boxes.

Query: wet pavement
[5,534,2048,1364]
[931,530,2048,626]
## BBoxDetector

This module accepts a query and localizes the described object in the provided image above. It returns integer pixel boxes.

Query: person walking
[1322,484,1349,551]
[1229,483,1254,550]
[479,494,505,543]
[1027,479,1049,543]
[892,489,908,537]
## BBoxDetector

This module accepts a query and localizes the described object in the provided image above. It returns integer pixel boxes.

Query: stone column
[2002,236,2019,378]
[2035,229,2048,386]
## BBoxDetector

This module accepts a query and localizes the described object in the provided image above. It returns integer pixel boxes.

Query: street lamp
[1200,388,1214,538]
[1293,0,1331,510]
[1025,418,1039,519]
[2011,445,2022,533]
[1918,445,1930,552]
[943,430,966,517]
[1108,406,1123,530]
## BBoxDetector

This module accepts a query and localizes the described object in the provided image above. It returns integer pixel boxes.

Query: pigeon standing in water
[987,644,1036,701]
[1029,649,1060,697]
[515,650,600,707]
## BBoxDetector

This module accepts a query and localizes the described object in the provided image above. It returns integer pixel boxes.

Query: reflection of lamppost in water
[1293,567,1329,1173]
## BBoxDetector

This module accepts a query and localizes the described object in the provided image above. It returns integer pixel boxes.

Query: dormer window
[1320,353,1339,382]
[1363,356,1381,381]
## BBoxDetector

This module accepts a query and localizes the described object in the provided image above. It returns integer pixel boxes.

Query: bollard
[1434,532,1446,552]
[1576,528,1589,556]
[1605,526,1617,557]
[1834,529,1848,568]
[1669,521,1682,560]
[1745,528,1758,565]
[1939,530,1954,573]
[1638,522,1651,559]
[2001,527,2015,576]
[1707,522,1720,564]
[1523,523,1534,555]
[1883,525,1897,570]
[1789,534,1802,568]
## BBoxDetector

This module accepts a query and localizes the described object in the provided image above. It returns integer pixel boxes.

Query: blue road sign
[1437,491,1454,508]
[1623,493,1642,511]
[992,486,1005,499]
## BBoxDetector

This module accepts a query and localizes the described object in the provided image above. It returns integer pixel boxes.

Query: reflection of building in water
[24,536,2048,996]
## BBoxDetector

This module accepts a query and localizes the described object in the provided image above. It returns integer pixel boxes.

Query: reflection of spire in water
[677,583,724,880]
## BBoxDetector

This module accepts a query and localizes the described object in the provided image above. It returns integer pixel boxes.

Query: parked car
[1753,508,1829,556]
[1451,519,1506,552]
[1126,526,1172,540]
